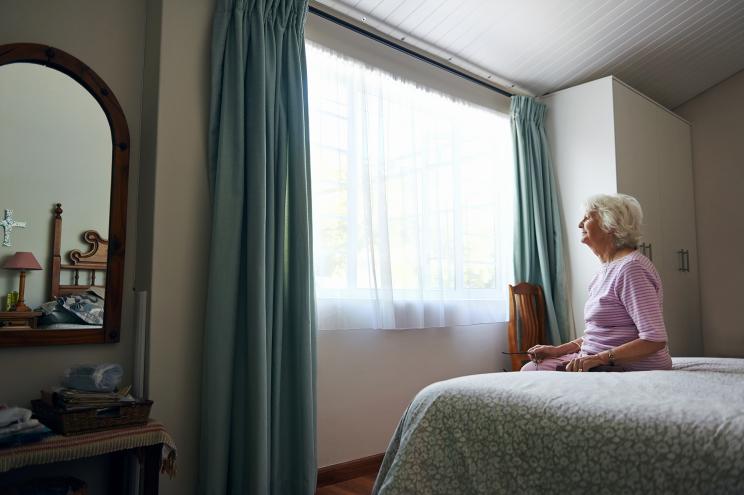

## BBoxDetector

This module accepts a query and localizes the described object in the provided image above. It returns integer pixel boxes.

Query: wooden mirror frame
[0,43,129,347]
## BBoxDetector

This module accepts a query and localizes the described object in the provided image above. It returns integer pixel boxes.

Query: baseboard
[316,453,384,487]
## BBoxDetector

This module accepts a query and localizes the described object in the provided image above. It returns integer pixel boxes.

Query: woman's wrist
[558,345,571,357]
[607,348,616,365]
[560,340,582,354]
[597,351,611,365]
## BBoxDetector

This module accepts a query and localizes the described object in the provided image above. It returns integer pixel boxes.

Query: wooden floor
[315,474,377,495]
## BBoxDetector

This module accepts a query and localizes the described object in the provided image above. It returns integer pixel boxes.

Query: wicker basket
[31,399,153,435]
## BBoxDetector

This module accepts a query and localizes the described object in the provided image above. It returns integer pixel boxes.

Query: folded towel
[0,406,32,428]
[0,418,41,439]
[0,422,52,447]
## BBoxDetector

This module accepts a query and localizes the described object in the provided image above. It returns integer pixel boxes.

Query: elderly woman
[523,193,672,372]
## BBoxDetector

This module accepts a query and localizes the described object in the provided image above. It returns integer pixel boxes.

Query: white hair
[584,194,643,248]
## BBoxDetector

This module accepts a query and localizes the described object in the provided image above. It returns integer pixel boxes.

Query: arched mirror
[0,44,128,346]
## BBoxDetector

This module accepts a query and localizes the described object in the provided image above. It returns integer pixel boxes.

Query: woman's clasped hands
[527,345,605,372]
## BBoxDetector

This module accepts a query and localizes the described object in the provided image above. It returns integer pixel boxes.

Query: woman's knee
[520,361,539,371]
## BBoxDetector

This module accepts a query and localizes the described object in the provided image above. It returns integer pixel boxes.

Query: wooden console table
[0,420,176,495]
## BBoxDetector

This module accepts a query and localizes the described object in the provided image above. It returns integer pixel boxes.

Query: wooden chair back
[507,283,547,371]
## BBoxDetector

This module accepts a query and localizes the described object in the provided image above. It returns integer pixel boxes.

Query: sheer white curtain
[307,41,514,331]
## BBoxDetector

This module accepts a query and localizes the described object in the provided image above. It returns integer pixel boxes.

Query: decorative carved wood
[51,204,108,298]
[67,231,109,267]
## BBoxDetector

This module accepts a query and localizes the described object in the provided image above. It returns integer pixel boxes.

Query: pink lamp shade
[3,252,42,271]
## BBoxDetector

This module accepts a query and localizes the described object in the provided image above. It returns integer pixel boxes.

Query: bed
[372,357,744,495]
[36,203,106,329]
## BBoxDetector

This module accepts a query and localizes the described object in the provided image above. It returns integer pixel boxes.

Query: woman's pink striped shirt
[581,250,672,371]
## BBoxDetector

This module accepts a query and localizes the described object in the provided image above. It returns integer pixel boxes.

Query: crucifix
[0,209,27,247]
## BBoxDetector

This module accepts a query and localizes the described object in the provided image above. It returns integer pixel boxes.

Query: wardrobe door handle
[684,249,690,272]
[647,243,653,261]
[677,249,685,271]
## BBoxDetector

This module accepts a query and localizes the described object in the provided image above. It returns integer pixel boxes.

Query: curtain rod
[307,6,514,98]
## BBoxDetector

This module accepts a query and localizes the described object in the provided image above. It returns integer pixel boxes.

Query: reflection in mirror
[0,63,111,329]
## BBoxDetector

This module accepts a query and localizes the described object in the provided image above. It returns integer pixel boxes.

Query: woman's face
[579,211,611,249]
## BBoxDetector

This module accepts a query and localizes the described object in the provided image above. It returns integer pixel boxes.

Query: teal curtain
[511,96,571,345]
[200,1,316,494]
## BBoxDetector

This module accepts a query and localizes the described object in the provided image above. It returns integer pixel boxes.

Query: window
[307,41,514,330]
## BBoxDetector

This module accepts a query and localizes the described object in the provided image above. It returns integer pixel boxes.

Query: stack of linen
[0,405,51,447]
[41,386,135,410]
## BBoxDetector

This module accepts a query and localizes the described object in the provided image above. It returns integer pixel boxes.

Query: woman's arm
[556,338,583,355]
[565,338,665,371]
[603,338,666,363]
[528,338,583,361]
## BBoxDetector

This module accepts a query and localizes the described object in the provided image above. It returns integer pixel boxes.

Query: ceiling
[312,0,744,109]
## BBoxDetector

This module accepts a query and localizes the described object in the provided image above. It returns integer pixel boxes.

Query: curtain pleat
[511,96,573,345]
[200,1,316,493]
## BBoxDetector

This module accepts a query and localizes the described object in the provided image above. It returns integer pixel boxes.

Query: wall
[675,70,744,358]
[318,324,509,466]
[0,1,146,491]
[305,14,511,114]
[140,0,213,493]
[0,0,143,423]
[306,14,513,467]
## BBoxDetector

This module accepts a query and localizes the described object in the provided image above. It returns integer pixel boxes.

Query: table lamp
[3,252,42,312]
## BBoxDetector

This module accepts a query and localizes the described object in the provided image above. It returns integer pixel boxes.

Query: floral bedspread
[372,358,744,495]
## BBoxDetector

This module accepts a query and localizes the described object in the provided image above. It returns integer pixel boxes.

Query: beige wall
[675,70,744,358]
[0,0,143,418]
[318,324,509,466]
[0,1,145,492]
[0,1,210,492]
[142,0,213,493]
[306,14,511,114]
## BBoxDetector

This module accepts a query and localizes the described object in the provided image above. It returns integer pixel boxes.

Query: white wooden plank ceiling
[313,0,744,108]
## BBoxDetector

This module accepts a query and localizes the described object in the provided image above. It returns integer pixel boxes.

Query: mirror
[0,44,129,347]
